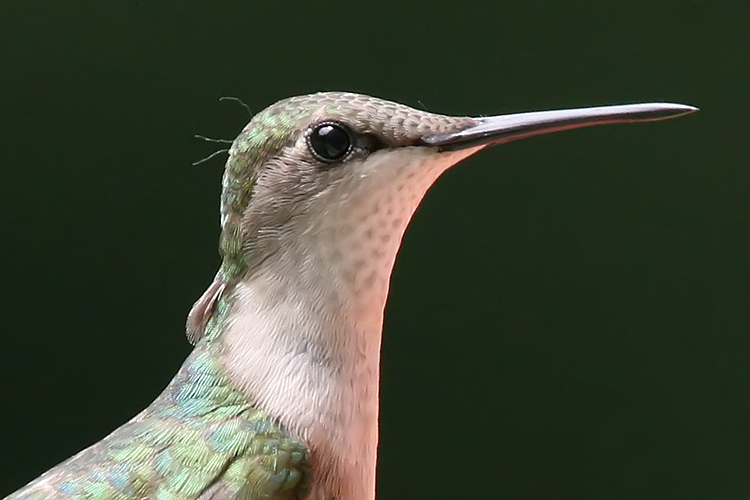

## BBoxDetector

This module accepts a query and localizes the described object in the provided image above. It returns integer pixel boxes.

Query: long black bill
[422,103,698,151]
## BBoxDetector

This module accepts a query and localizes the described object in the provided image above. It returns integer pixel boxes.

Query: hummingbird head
[187,92,696,343]
[217,92,477,281]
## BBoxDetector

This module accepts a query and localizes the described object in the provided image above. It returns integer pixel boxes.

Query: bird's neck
[215,230,401,500]
[209,148,481,500]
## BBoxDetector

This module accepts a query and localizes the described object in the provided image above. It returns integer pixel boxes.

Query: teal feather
[4,295,311,500]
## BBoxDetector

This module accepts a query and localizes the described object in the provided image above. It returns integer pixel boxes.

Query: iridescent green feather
[5,296,310,500]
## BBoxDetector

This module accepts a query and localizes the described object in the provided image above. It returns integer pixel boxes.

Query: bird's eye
[307,122,352,162]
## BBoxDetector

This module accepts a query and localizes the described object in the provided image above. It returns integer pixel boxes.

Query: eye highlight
[307,122,353,162]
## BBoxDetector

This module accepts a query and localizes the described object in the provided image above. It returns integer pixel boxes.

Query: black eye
[308,122,352,162]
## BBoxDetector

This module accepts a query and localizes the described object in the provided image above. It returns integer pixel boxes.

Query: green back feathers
[7,345,310,500]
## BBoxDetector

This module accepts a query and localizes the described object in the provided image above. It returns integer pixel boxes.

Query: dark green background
[1,1,748,499]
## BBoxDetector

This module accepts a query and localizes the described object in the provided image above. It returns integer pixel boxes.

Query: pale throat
[217,147,479,500]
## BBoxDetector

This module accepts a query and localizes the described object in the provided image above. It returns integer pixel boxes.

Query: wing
[4,350,311,500]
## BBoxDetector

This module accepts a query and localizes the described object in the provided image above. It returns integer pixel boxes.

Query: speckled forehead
[255,92,476,147]
[226,92,476,182]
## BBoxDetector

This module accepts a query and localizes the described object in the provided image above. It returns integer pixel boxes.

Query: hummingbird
[4,92,696,500]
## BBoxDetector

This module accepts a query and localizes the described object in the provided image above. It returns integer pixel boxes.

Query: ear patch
[186,280,226,345]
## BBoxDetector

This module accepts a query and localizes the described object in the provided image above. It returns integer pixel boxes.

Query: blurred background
[0,1,748,499]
